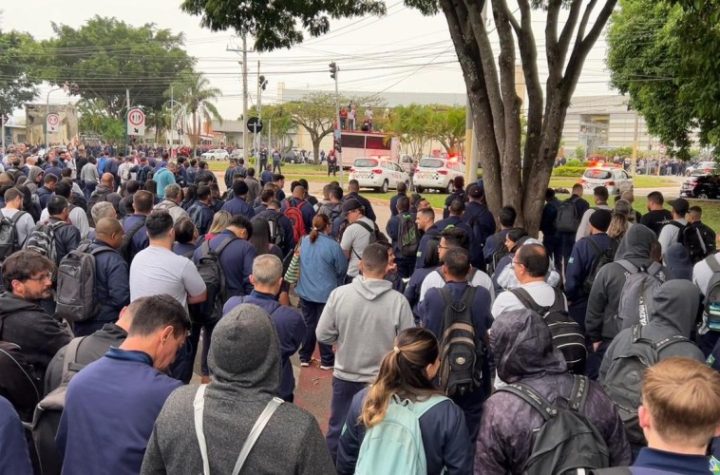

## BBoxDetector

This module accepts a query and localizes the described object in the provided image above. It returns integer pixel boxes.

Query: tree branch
[556,0,584,66]
[575,0,598,48]
[565,0,617,88]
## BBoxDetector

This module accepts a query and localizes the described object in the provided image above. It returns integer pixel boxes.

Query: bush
[565,159,584,167]
[552,166,586,177]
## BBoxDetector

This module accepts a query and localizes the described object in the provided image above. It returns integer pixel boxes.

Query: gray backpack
[497,375,610,474]
[24,221,66,264]
[600,325,687,447]
[615,260,666,332]
[56,243,114,322]
[0,211,27,262]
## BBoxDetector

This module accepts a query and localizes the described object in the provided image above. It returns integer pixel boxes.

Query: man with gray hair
[153,184,189,224]
[223,254,305,402]
[87,201,117,241]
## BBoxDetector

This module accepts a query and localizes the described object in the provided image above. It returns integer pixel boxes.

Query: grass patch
[548,175,680,189]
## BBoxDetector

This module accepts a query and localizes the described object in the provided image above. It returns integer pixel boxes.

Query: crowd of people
[1,144,720,474]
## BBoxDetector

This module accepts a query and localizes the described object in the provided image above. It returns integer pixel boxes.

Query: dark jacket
[37,185,54,210]
[121,214,149,261]
[540,197,560,239]
[483,229,510,264]
[140,304,335,475]
[0,396,33,474]
[389,192,405,217]
[640,209,672,237]
[43,218,81,265]
[223,291,306,401]
[475,309,631,474]
[193,230,256,297]
[88,184,121,214]
[44,323,128,394]
[0,292,73,383]
[463,201,496,269]
[281,197,315,233]
[415,225,440,269]
[337,387,473,475]
[343,192,376,222]
[253,209,295,256]
[435,215,473,238]
[631,447,711,475]
[188,201,214,236]
[443,189,466,219]
[404,266,435,320]
[221,197,256,219]
[386,212,417,267]
[599,280,705,382]
[585,224,663,342]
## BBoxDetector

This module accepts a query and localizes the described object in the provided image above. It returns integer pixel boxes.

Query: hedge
[552,166,586,177]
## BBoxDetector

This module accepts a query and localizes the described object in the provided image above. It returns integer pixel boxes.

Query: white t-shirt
[491,281,567,320]
[658,218,687,257]
[419,268,495,303]
[575,204,611,242]
[1,208,36,247]
[129,245,206,308]
[341,216,375,277]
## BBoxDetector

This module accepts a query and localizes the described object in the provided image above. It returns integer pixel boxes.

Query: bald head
[95,217,124,249]
[101,173,114,187]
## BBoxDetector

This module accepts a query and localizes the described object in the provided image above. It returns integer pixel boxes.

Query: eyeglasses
[26,272,53,282]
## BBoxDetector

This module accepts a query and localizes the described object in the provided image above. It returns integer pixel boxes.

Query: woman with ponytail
[336,328,472,474]
[295,213,348,369]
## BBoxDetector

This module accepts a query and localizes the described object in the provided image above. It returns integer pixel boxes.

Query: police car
[349,157,410,193]
[580,165,633,196]
[414,157,464,193]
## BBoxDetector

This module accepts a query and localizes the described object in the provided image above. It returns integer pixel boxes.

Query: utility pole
[126,88,131,155]
[329,61,343,183]
[227,36,252,162]
[170,85,174,157]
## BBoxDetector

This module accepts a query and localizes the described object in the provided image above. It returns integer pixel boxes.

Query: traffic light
[329,62,337,80]
[258,75,268,91]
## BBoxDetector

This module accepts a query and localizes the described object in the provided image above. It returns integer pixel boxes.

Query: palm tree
[169,72,222,152]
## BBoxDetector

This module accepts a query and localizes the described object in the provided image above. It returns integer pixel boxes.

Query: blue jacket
[463,201,496,269]
[74,240,129,333]
[0,396,32,474]
[389,192,405,216]
[121,214,149,261]
[404,266,435,321]
[632,447,712,475]
[281,197,315,233]
[434,215,473,238]
[336,387,473,475]
[443,189,467,218]
[344,192,376,222]
[57,348,181,475]
[193,230,256,297]
[415,225,440,269]
[484,229,510,263]
[172,241,197,258]
[253,209,295,256]
[153,167,176,199]
[221,197,255,219]
[260,170,273,186]
[540,198,561,239]
[295,233,348,303]
[188,201,215,236]
[37,185,54,210]
[223,291,306,401]
[565,233,614,302]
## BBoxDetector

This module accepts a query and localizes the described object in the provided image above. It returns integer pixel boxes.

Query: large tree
[608,0,720,158]
[386,104,435,157]
[0,30,40,126]
[39,16,195,121]
[171,72,222,149]
[181,0,615,233]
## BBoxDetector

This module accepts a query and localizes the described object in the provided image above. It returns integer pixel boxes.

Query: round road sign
[247,116,263,133]
[128,108,145,127]
[47,113,60,127]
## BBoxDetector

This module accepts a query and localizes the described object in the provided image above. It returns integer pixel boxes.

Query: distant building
[24,103,78,146]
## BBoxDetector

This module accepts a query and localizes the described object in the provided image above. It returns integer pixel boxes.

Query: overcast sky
[2,1,615,119]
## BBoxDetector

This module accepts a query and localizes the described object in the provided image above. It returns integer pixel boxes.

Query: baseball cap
[341,198,363,214]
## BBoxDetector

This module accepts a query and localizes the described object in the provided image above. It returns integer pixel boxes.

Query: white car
[229,148,244,159]
[201,149,229,160]
[580,167,633,196]
[349,157,410,193]
[685,161,717,176]
[414,157,464,193]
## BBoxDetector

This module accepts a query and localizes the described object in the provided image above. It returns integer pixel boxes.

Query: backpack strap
[407,394,450,418]
[586,236,603,258]
[213,235,238,256]
[616,259,638,274]
[9,210,27,225]
[194,385,211,475]
[232,397,284,475]
[352,220,376,258]
[653,335,689,352]
[61,336,87,382]
[509,287,548,315]
[567,375,590,412]
[496,383,556,422]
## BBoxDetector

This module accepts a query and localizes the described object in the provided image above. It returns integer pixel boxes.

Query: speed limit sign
[127,108,145,136]
[46,113,60,133]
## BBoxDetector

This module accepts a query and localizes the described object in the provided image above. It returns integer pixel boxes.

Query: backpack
[32,337,86,475]
[703,257,720,332]
[136,166,150,184]
[194,236,237,324]
[355,395,449,475]
[0,211,27,262]
[488,247,509,277]
[555,198,581,233]
[0,317,41,422]
[351,220,389,258]
[497,376,610,474]
[255,212,285,251]
[510,287,587,374]
[397,213,419,258]
[679,221,716,263]
[437,286,482,396]
[616,260,666,331]
[600,325,688,447]
[582,238,618,296]
[24,221,66,264]
[55,243,114,323]
[284,199,307,243]
[119,218,147,263]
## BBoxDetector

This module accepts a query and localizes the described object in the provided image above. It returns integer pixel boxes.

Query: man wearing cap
[658,198,689,258]
[340,198,377,280]
[221,179,256,219]
[462,182,496,271]
[564,208,614,331]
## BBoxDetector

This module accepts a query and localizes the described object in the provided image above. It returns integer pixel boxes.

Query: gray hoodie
[316,277,415,382]
[599,280,705,381]
[586,224,665,342]
[141,304,335,475]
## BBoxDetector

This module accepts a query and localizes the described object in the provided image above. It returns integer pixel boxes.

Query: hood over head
[648,280,699,337]
[27,166,44,184]
[664,243,693,281]
[351,276,393,301]
[490,309,567,383]
[614,223,657,267]
[208,303,280,396]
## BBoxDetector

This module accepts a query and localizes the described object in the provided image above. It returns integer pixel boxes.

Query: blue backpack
[355,395,448,475]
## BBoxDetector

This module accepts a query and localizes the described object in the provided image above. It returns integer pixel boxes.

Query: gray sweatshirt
[317,277,415,382]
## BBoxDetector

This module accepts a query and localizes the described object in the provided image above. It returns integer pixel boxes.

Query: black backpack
[0,211,27,262]
[193,236,237,324]
[555,198,581,233]
[510,287,587,374]
[437,286,482,397]
[0,316,41,422]
[582,238,618,296]
[678,221,716,263]
[600,325,688,447]
[397,213,419,258]
[119,218,147,263]
[350,220,389,259]
[497,376,610,474]
[55,243,114,323]
[254,211,285,251]
[32,336,86,475]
